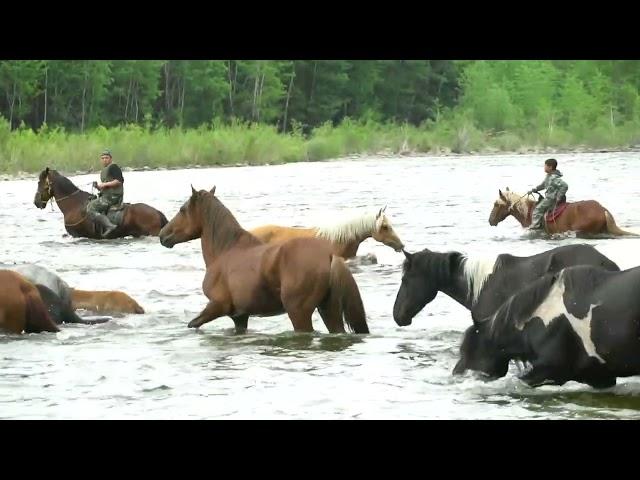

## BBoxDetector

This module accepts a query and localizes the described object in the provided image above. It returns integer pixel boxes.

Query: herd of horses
[2,166,640,391]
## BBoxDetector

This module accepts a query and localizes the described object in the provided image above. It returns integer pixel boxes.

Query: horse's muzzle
[392,311,413,327]
[159,233,175,248]
[159,236,174,248]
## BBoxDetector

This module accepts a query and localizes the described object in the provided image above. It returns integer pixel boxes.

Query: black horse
[393,244,620,326]
[454,264,640,389]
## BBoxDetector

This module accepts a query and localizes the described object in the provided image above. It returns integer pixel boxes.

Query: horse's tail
[604,210,639,236]
[22,284,59,333]
[328,255,369,334]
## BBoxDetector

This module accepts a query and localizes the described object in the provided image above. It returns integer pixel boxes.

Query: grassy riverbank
[1,118,639,176]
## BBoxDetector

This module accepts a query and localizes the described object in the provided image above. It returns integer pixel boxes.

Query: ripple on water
[3,154,640,418]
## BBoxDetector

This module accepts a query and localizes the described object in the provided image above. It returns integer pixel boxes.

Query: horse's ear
[383,205,387,213]
[190,185,197,197]
[210,186,216,195]
[377,207,383,219]
[499,189,507,201]
[505,187,510,191]
[45,167,50,175]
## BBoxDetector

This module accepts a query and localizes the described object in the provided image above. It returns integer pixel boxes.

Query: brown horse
[159,186,369,334]
[33,168,168,239]
[249,207,404,259]
[0,270,59,334]
[71,289,145,314]
[489,188,637,236]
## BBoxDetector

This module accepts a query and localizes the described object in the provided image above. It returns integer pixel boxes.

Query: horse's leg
[282,291,315,332]
[281,282,323,333]
[318,293,345,334]
[231,314,249,334]
[0,303,25,334]
[188,300,229,329]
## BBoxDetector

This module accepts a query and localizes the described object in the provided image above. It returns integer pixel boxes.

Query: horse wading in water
[159,186,369,334]
[489,188,637,236]
[34,168,167,239]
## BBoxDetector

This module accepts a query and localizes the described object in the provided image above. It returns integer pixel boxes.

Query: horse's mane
[499,188,532,219]
[487,270,560,340]
[403,249,465,285]
[461,254,500,304]
[314,209,384,244]
[201,192,257,251]
[49,170,80,196]
[405,248,502,305]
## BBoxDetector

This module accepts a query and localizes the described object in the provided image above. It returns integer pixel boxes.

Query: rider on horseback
[527,158,568,230]
[86,150,124,238]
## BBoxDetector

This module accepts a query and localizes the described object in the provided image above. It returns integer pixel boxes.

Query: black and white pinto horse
[453,264,640,389]
[393,244,620,326]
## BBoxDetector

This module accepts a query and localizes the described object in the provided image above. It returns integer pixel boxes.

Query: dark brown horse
[489,188,638,236]
[0,270,59,334]
[34,168,168,239]
[159,186,369,334]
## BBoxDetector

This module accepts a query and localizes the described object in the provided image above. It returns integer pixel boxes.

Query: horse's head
[393,249,439,326]
[453,322,509,380]
[159,185,214,248]
[34,167,53,209]
[372,206,404,252]
[488,188,515,226]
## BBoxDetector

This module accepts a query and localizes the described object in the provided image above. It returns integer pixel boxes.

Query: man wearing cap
[86,150,124,238]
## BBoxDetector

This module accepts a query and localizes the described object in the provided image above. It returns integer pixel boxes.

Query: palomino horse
[0,270,59,334]
[159,186,369,334]
[250,207,405,259]
[488,188,637,236]
[33,168,168,239]
[71,289,145,314]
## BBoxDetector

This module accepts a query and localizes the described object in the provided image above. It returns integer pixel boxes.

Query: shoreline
[3,145,639,182]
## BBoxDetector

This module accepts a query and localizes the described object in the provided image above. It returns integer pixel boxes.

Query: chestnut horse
[489,188,637,236]
[34,168,168,239]
[0,270,59,334]
[250,207,404,259]
[159,186,369,334]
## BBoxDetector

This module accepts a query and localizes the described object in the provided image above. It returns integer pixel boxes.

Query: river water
[2,152,640,419]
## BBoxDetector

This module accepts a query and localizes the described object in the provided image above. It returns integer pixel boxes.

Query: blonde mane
[499,189,531,219]
[314,209,387,244]
[461,254,500,304]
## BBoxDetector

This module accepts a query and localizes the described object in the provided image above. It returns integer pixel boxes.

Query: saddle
[545,200,569,223]
[527,195,569,225]
[106,203,129,226]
